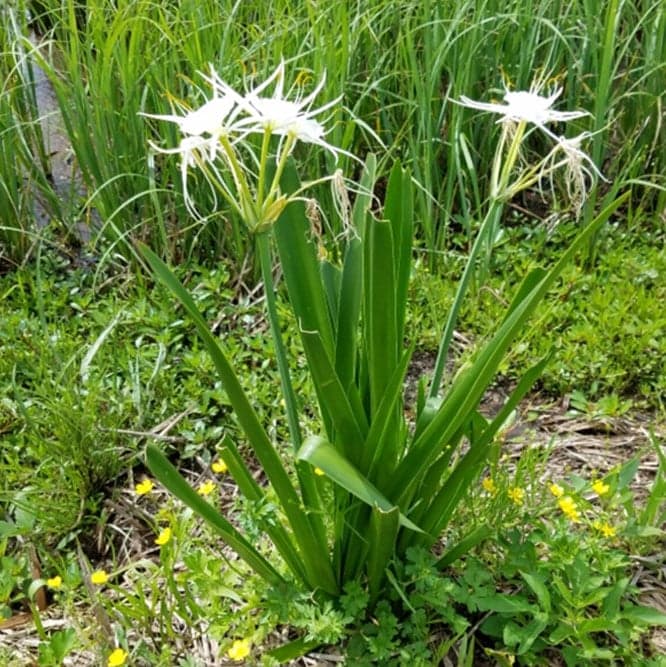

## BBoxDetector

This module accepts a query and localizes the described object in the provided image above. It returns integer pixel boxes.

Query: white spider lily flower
[458,85,589,138]
[142,62,357,230]
[140,65,244,147]
[148,135,216,215]
[556,132,605,182]
[142,96,236,137]
[227,61,348,159]
[551,132,607,213]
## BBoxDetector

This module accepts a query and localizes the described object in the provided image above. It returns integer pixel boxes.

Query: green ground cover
[1,0,665,665]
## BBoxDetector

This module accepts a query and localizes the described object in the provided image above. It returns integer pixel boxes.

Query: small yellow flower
[91,569,109,585]
[314,467,325,476]
[46,575,62,590]
[548,482,564,498]
[135,478,154,495]
[558,496,581,523]
[507,487,525,506]
[107,648,128,667]
[197,480,216,496]
[482,477,497,495]
[593,520,616,538]
[591,479,610,496]
[211,459,228,474]
[155,527,172,546]
[227,639,251,661]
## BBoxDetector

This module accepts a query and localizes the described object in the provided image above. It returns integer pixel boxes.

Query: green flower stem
[255,231,328,548]
[428,197,504,399]
[256,231,302,451]
[428,121,527,398]
[218,133,258,227]
[267,134,298,205]
[489,122,510,198]
[497,121,527,195]
[197,160,246,254]
[256,126,273,206]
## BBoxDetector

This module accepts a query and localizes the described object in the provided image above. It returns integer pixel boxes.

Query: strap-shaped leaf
[273,164,334,357]
[435,524,492,569]
[364,217,398,418]
[146,445,282,584]
[335,155,377,388]
[300,328,368,459]
[321,260,342,334]
[501,267,547,324]
[367,506,400,601]
[384,162,413,345]
[140,245,337,595]
[418,352,552,538]
[361,344,414,479]
[351,153,376,241]
[267,637,322,664]
[335,236,363,390]
[390,192,630,507]
[297,436,424,534]
[217,435,316,581]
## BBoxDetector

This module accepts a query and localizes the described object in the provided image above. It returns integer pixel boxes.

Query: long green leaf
[140,244,337,595]
[417,353,551,538]
[256,232,327,552]
[297,436,424,534]
[335,236,363,390]
[390,192,630,507]
[501,267,546,325]
[222,435,325,555]
[436,524,492,569]
[146,445,282,584]
[367,506,400,601]
[351,153,377,241]
[300,329,368,460]
[364,217,397,418]
[383,162,413,345]
[274,164,334,356]
[334,155,376,390]
[267,637,322,663]
[362,345,413,481]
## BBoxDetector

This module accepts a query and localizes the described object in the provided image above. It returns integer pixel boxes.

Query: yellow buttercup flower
[593,520,616,538]
[91,570,109,585]
[482,477,497,495]
[548,482,564,498]
[107,648,128,667]
[197,480,216,496]
[211,459,228,474]
[507,487,525,506]
[558,496,581,523]
[135,479,154,495]
[591,479,610,496]
[46,575,62,590]
[227,639,251,661]
[155,527,172,546]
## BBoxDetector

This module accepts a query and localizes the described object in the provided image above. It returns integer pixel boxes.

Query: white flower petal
[178,97,236,135]
[457,86,590,129]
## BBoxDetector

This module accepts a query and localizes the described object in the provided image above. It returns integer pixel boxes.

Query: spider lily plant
[140,65,628,600]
